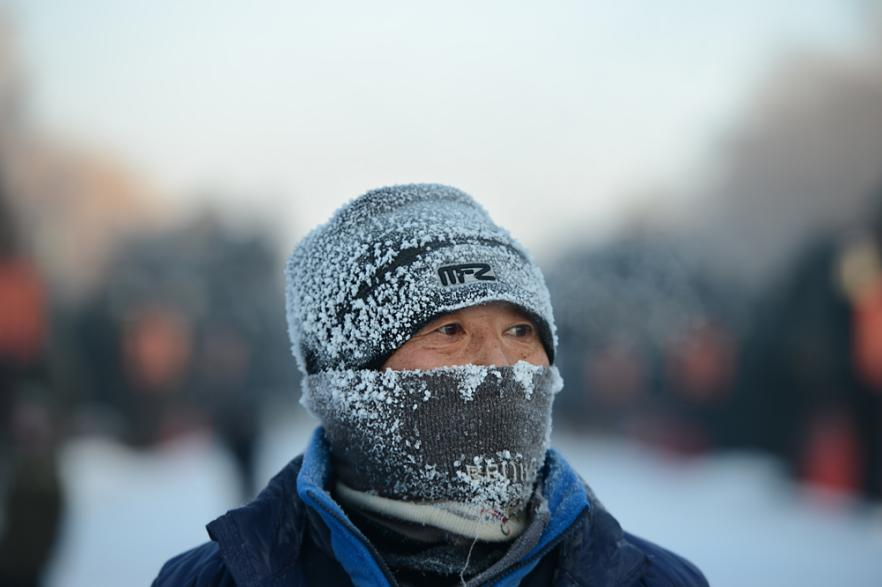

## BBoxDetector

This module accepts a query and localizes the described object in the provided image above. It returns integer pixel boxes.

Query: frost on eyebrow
[284,184,558,377]
[302,362,563,512]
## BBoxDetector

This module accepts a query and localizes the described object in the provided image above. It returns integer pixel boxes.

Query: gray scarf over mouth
[302,362,562,530]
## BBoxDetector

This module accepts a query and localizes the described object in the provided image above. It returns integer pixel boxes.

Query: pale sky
[6,0,867,255]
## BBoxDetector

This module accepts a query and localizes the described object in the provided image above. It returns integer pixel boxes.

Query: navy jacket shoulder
[154,542,235,586]
[154,428,708,587]
[154,454,310,587]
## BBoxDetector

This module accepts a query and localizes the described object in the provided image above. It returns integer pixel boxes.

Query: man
[154,184,707,586]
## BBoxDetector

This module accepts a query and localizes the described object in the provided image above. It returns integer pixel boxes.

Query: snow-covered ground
[45,414,882,586]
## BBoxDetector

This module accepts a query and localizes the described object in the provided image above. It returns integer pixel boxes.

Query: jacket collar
[206,455,307,587]
[296,427,593,586]
[296,427,396,585]
[205,426,644,586]
[489,441,592,585]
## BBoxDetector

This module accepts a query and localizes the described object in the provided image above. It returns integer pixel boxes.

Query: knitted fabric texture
[302,362,563,514]
[284,183,557,377]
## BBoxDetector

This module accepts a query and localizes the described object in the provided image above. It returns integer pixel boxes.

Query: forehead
[426,301,533,324]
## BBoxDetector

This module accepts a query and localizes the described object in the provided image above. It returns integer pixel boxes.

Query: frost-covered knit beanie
[285,183,556,374]
[285,184,562,540]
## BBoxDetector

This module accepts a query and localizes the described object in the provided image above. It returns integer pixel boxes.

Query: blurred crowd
[0,189,298,585]
[549,193,882,504]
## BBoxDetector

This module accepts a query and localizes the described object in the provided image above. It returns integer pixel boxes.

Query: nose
[468,332,513,367]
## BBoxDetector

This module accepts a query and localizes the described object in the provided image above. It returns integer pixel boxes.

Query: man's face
[382,301,549,371]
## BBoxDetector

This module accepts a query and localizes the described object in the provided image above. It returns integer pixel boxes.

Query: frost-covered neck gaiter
[302,361,563,532]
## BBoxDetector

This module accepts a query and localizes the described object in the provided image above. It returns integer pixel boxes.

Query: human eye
[506,323,535,338]
[436,322,463,336]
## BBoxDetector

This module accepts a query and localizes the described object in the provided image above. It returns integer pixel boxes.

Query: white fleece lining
[335,482,526,542]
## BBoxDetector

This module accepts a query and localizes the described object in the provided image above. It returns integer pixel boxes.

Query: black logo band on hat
[437,263,497,286]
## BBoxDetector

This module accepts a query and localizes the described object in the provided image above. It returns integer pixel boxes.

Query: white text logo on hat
[437,263,497,286]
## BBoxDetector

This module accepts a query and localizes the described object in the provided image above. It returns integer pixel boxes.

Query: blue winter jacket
[154,428,708,586]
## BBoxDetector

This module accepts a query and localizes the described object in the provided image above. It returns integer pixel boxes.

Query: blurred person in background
[0,185,64,587]
[154,184,707,586]
[739,186,882,503]
[548,236,744,454]
[835,188,882,501]
[73,214,295,500]
[658,285,743,455]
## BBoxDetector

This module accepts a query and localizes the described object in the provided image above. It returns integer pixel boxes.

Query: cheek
[383,342,460,370]
[521,342,550,367]
[383,347,415,370]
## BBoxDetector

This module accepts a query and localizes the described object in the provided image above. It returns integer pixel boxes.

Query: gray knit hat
[285,183,557,376]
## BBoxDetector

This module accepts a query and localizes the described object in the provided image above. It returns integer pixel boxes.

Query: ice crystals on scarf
[302,361,562,514]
